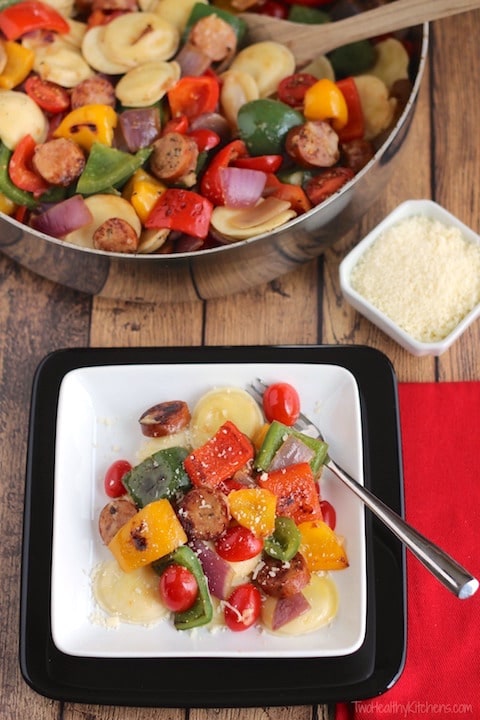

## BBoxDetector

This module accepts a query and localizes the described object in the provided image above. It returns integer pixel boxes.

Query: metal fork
[249,378,478,599]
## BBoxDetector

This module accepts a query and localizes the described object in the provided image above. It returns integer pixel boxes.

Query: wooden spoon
[241,0,480,67]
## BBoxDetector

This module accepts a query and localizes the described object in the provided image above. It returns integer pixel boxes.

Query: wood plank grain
[90,297,204,347]
[432,12,480,381]
[203,261,319,346]
[0,257,90,720]
[322,55,438,383]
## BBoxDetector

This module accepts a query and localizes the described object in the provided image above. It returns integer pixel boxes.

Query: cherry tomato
[159,564,199,613]
[277,73,318,107]
[25,76,70,114]
[104,459,132,498]
[215,525,264,561]
[320,500,337,531]
[262,382,301,426]
[255,0,288,18]
[224,583,262,631]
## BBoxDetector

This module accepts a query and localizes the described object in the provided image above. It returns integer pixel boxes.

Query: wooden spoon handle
[242,0,480,64]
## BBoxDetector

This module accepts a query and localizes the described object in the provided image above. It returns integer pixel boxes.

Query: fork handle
[327,458,478,599]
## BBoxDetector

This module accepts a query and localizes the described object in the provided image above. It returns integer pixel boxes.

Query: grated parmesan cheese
[349,215,480,342]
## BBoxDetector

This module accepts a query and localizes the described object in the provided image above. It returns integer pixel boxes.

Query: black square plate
[20,345,406,707]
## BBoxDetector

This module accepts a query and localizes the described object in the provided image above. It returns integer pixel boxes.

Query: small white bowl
[339,200,480,356]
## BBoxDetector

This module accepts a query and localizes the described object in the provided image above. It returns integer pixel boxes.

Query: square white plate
[51,362,366,659]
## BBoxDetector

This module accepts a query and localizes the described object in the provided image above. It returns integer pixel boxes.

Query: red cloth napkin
[336,382,480,720]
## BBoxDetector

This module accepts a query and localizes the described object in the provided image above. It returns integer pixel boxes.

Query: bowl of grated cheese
[339,199,480,356]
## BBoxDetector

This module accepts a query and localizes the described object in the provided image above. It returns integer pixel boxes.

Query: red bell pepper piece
[264,174,312,214]
[167,75,220,121]
[336,77,365,143]
[232,154,283,173]
[162,114,189,135]
[8,134,50,195]
[200,139,248,206]
[184,421,254,489]
[0,0,70,40]
[188,128,221,153]
[258,462,322,525]
[145,188,213,239]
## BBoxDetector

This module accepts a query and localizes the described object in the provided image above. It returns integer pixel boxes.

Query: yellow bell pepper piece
[228,487,277,537]
[53,104,117,151]
[0,191,17,216]
[108,498,187,573]
[298,520,349,571]
[0,41,34,90]
[303,78,348,132]
[122,168,166,224]
[252,423,270,453]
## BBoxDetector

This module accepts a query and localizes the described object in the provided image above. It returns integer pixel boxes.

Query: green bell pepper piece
[255,420,329,475]
[329,40,376,79]
[237,99,304,156]
[0,0,23,10]
[184,2,247,45]
[152,545,213,630]
[287,5,330,24]
[264,516,301,562]
[0,142,37,209]
[122,446,191,508]
[76,144,152,196]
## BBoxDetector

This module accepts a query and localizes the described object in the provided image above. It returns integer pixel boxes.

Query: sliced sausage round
[177,486,230,541]
[150,132,199,184]
[93,217,139,253]
[99,497,138,545]
[285,120,340,168]
[70,74,116,109]
[189,15,237,63]
[139,400,191,437]
[340,138,375,173]
[32,138,85,186]
[255,552,311,599]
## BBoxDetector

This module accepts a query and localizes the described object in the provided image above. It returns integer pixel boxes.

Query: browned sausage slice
[340,138,375,173]
[99,498,138,545]
[285,120,340,168]
[32,138,85,186]
[177,486,230,541]
[150,132,199,185]
[139,400,191,437]
[255,552,311,598]
[70,75,116,109]
[93,217,139,253]
[189,15,237,63]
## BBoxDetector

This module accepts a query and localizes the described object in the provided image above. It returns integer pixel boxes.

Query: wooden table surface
[2,9,480,720]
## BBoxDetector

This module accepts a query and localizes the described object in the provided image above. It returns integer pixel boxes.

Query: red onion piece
[189,112,232,143]
[175,41,212,77]
[119,107,161,152]
[190,540,235,600]
[272,592,311,630]
[219,167,267,208]
[268,435,315,471]
[31,195,93,238]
